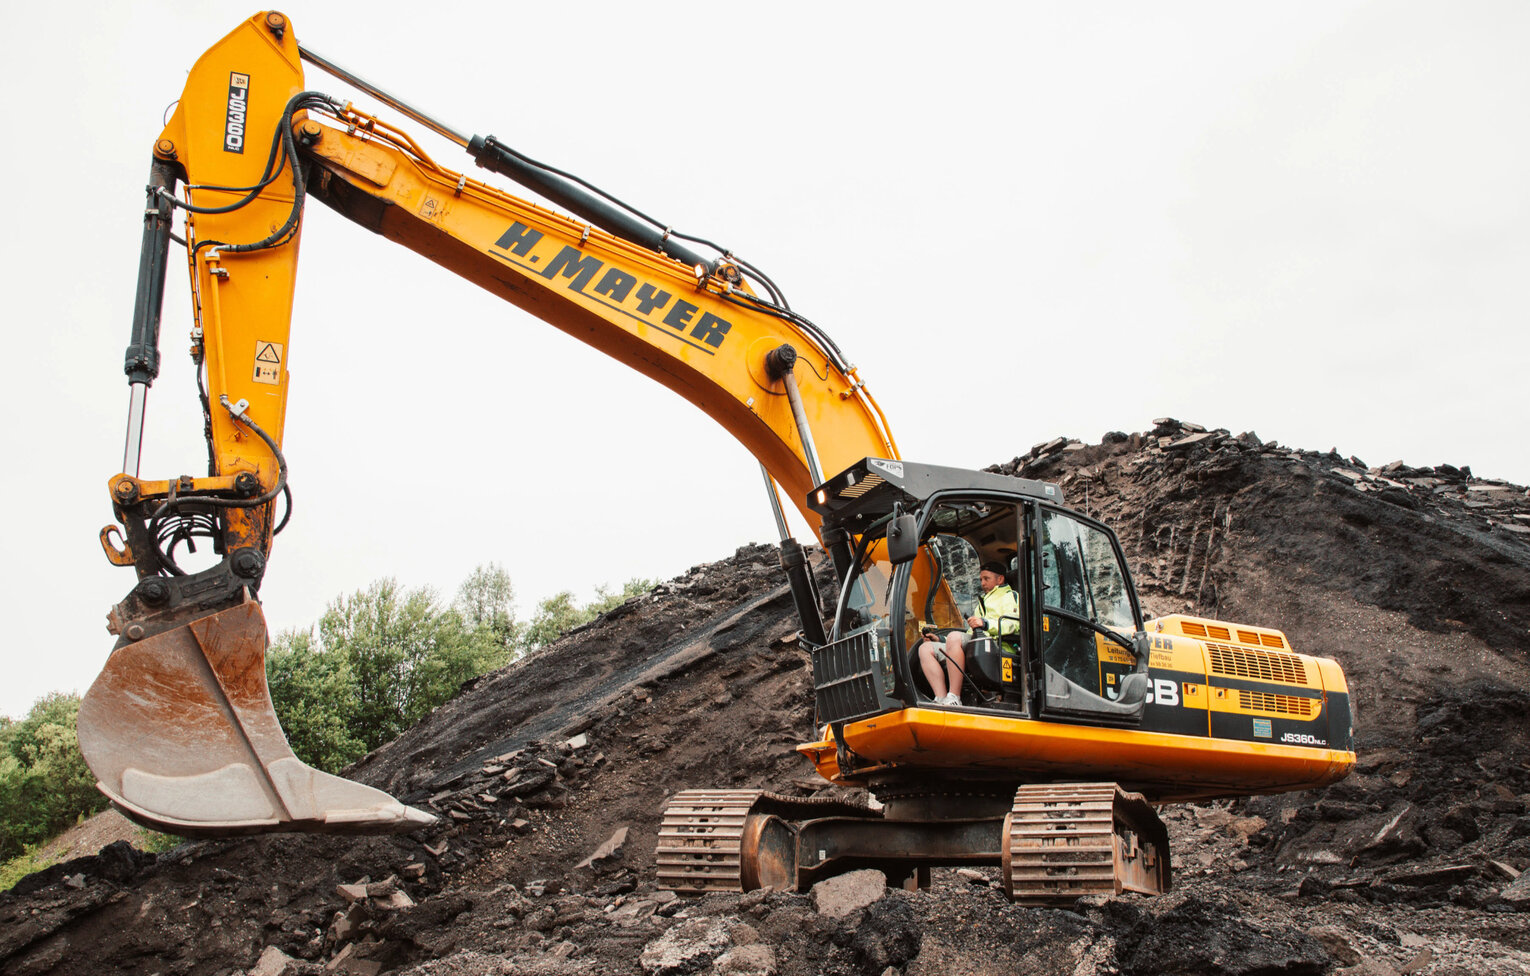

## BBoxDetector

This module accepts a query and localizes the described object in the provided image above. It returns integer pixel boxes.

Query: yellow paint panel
[797,708,1353,803]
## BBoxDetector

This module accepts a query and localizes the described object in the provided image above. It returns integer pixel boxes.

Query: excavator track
[656,790,762,893]
[656,790,799,894]
[1001,783,1170,904]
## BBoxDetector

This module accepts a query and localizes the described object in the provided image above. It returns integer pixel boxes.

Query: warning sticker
[253,341,283,385]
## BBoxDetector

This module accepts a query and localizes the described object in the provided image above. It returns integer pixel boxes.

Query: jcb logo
[1145,679,1180,707]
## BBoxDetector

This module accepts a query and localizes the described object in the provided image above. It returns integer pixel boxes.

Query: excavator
[81,12,1355,903]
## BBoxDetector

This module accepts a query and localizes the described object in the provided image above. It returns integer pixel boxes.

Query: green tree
[454,563,524,655]
[262,569,652,775]
[521,590,587,650]
[520,578,653,651]
[265,628,367,773]
[266,577,512,770]
[0,693,105,860]
[590,578,655,615]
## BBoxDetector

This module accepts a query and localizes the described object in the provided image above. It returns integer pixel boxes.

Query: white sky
[2,2,1526,718]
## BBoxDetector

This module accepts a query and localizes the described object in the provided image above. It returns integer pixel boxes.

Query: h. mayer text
[492,222,732,353]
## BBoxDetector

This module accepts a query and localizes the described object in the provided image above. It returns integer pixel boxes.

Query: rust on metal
[78,598,434,836]
[655,789,764,894]
[1002,783,1170,903]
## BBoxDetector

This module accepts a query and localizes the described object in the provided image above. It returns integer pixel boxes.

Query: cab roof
[808,458,1065,532]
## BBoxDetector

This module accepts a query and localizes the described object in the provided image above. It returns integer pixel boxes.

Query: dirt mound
[5,422,1530,975]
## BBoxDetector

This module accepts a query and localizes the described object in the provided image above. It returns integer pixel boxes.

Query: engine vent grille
[1179,620,1287,649]
[1207,643,1309,685]
[1180,621,1232,641]
[1240,689,1314,716]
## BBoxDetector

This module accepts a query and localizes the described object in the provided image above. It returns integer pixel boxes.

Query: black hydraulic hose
[149,398,289,524]
[189,93,343,256]
[211,397,289,509]
[272,484,294,536]
[471,149,791,309]
[721,291,851,376]
[159,114,291,215]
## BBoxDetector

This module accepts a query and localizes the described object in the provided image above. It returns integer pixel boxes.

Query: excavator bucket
[78,599,434,837]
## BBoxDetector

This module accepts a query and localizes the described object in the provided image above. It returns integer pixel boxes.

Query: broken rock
[1501,871,1530,911]
[712,943,778,976]
[335,883,368,905]
[812,868,887,918]
[327,903,367,944]
[639,917,733,975]
[575,826,629,872]
[249,946,303,976]
[1308,925,1363,966]
[324,943,381,976]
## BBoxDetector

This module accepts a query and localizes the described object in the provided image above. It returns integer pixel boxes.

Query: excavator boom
[86,11,897,837]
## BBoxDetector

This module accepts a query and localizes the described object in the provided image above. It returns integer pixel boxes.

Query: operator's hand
[967,615,984,629]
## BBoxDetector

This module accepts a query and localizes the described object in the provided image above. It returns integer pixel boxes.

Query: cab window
[1038,509,1138,694]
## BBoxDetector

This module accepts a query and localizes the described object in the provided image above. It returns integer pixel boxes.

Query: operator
[916,561,1019,706]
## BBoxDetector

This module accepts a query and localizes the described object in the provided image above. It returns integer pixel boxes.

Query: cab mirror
[887,513,919,565]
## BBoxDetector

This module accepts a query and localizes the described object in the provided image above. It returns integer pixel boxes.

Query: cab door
[1031,506,1149,725]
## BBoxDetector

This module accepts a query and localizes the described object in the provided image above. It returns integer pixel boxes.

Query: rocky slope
[4,420,1530,976]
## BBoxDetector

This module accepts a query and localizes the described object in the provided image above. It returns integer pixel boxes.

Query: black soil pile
[6,420,1530,976]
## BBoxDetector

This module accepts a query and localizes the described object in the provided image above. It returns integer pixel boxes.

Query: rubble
[810,868,888,918]
[2,430,1529,975]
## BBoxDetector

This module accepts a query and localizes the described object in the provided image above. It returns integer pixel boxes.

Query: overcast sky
[2,2,1526,718]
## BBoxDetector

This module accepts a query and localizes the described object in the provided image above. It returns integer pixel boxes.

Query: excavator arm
[82,12,897,836]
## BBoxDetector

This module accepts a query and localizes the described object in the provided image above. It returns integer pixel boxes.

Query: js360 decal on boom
[83,12,1354,902]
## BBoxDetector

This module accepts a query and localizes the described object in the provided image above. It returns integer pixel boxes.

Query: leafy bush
[265,568,652,773]
[0,693,106,860]
[521,578,653,651]
[266,576,514,772]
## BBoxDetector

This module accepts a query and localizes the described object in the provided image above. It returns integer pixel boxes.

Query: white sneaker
[937,692,961,706]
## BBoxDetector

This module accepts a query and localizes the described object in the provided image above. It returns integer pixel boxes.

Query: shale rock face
[4,422,1530,975]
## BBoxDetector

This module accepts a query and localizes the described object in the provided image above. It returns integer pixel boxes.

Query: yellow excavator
[82,12,1354,902]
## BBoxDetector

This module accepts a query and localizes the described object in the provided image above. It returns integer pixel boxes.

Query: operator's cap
[981,560,1008,577]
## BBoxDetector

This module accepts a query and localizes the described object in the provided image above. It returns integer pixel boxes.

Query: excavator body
[656,459,1353,901]
[86,12,1353,899]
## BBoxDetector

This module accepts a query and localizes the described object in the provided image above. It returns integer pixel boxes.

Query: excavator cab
[806,457,1150,731]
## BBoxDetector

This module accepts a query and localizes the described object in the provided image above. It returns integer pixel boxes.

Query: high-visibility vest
[970,584,1020,636]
